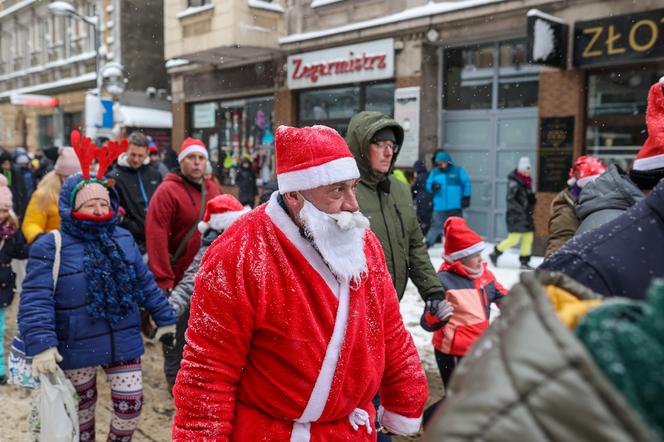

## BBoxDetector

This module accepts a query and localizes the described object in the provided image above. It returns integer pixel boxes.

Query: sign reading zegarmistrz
[574,8,664,67]
[287,39,395,90]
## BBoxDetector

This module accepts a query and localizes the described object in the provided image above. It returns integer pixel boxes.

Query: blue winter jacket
[426,158,471,212]
[18,174,176,369]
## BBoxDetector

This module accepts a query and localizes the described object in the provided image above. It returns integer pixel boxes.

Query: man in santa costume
[172,125,428,440]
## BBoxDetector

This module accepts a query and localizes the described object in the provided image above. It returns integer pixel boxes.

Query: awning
[119,105,172,129]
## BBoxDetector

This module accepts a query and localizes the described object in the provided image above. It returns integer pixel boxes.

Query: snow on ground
[400,243,544,371]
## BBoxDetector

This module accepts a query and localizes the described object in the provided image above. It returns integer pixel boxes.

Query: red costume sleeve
[378,268,429,435]
[172,241,255,440]
[145,186,176,289]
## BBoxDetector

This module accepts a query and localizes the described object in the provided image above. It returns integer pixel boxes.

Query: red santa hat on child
[275,125,359,193]
[197,194,250,233]
[443,217,485,262]
[568,155,606,188]
[629,76,664,190]
[178,137,208,163]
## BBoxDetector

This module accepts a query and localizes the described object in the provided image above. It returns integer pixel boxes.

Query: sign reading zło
[287,39,395,90]
[574,8,664,66]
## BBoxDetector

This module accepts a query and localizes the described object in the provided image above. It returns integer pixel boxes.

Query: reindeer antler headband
[69,130,128,205]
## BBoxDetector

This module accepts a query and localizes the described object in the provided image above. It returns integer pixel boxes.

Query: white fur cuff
[377,406,422,436]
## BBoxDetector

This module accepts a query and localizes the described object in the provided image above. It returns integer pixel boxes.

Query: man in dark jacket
[412,160,433,235]
[0,150,29,220]
[235,157,258,207]
[541,178,664,300]
[108,132,162,253]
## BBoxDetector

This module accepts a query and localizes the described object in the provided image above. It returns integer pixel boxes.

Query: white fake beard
[299,199,370,286]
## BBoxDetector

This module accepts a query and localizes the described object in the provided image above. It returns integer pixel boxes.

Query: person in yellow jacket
[22,147,80,243]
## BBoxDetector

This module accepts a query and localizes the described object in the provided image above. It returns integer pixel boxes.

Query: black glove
[527,193,537,205]
[432,183,441,192]
[420,292,453,332]
[462,196,471,208]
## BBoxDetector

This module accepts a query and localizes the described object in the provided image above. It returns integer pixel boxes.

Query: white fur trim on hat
[632,153,664,171]
[576,174,601,188]
[178,144,208,163]
[197,207,250,233]
[444,241,485,262]
[277,157,360,194]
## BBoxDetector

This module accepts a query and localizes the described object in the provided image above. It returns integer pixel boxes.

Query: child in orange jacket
[431,217,508,387]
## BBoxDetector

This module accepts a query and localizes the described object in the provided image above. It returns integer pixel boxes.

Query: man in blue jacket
[425,151,471,248]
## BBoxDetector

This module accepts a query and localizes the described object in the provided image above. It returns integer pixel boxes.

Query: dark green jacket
[346,111,442,300]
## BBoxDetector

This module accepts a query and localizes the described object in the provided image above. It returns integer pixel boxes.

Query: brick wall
[534,68,586,253]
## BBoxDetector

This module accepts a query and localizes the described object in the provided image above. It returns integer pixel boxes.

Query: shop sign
[526,9,568,69]
[287,38,394,90]
[193,102,216,129]
[393,87,419,168]
[538,116,574,192]
[10,94,59,107]
[574,8,664,67]
[85,93,114,139]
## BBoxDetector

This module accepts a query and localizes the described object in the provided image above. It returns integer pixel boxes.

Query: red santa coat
[145,172,221,289]
[172,193,428,440]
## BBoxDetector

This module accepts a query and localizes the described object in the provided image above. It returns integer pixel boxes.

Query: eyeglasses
[370,140,399,153]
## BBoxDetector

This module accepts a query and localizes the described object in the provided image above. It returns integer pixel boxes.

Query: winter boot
[519,256,534,270]
[489,247,502,266]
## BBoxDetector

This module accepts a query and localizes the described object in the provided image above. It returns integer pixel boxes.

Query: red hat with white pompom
[197,194,250,233]
[178,137,208,163]
[275,125,359,193]
[443,217,485,262]
[629,76,664,190]
[568,155,606,188]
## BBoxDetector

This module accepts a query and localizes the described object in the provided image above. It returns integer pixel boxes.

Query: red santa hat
[275,125,359,193]
[629,76,664,190]
[197,194,250,233]
[568,155,606,188]
[443,217,485,262]
[178,137,208,163]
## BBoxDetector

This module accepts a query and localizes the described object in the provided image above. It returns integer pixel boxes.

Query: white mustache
[327,211,370,231]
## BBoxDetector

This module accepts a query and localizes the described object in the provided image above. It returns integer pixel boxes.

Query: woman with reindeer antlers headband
[18,131,176,441]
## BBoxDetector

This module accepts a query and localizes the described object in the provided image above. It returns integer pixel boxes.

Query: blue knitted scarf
[61,213,144,325]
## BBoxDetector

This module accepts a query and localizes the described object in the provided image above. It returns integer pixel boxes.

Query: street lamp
[48,1,102,92]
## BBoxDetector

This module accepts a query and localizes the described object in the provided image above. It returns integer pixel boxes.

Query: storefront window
[298,82,394,135]
[443,39,538,111]
[498,40,538,108]
[443,44,493,110]
[190,96,275,185]
[586,66,663,169]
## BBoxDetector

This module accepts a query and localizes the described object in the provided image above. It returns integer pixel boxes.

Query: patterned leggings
[64,358,143,442]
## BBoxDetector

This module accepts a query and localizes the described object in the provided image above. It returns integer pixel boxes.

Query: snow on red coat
[433,261,507,356]
[172,193,428,440]
[145,172,222,289]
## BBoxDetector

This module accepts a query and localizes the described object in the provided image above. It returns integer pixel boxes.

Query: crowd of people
[0,77,662,442]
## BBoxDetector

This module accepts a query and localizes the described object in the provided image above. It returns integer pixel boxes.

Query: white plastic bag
[28,367,80,442]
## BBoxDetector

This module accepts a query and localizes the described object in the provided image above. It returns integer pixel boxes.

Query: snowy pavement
[400,244,544,371]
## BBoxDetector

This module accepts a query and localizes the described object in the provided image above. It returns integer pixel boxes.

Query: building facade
[0,0,171,152]
[166,0,663,248]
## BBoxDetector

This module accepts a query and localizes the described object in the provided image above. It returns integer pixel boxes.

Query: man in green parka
[346,111,444,302]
